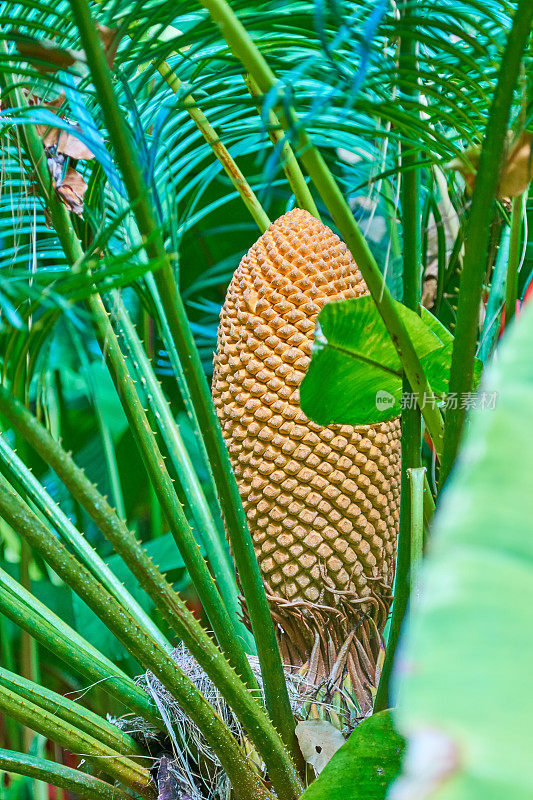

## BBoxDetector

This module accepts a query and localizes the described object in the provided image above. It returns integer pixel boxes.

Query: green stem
[0,478,284,800]
[109,291,251,651]
[198,0,445,457]
[440,0,533,484]
[0,667,142,756]
[0,434,171,652]
[0,566,160,725]
[375,6,422,713]
[422,472,436,527]
[0,608,21,751]
[88,291,258,691]
[245,75,320,219]
[0,750,131,800]
[477,227,510,362]
[68,0,297,755]
[0,388,302,798]
[19,539,38,752]
[381,176,403,270]
[157,61,271,232]
[504,193,525,326]
[0,685,154,798]
[408,467,426,601]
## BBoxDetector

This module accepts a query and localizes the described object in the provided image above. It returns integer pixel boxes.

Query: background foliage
[0,0,531,799]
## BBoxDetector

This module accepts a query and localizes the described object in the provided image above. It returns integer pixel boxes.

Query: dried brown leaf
[13,26,121,73]
[55,165,87,216]
[498,131,533,198]
[37,124,94,160]
[57,129,94,160]
[295,720,345,775]
[29,93,65,110]
[447,131,533,198]
[96,23,123,68]
[14,33,80,74]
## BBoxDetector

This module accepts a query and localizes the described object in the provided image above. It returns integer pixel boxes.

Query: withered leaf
[31,93,94,161]
[38,124,94,160]
[55,165,87,216]
[295,719,345,775]
[13,25,122,74]
[498,131,533,198]
[14,32,81,74]
[28,92,65,110]
[447,130,533,198]
[96,24,123,68]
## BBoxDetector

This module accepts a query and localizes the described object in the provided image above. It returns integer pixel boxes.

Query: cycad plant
[0,1,531,799]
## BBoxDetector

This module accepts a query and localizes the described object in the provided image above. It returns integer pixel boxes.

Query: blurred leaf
[14,33,78,73]
[447,131,533,198]
[105,532,188,584]
[390,302,533,800]
[300,711,404,800]
[0,772,31,800]
[0,563,74,626]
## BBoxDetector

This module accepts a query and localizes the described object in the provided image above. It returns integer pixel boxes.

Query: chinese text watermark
[375,390,498,411]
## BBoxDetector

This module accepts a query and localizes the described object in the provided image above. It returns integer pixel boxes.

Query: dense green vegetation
[0,1,531,799]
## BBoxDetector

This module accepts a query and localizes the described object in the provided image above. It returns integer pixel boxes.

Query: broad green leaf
[390,302,533,800]
[300,298,482,425]
[300,296,444,425]
[420,306,454,346]
[299,711,404,800]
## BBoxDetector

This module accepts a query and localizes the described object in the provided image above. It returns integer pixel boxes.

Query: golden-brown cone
[212,208,401,715]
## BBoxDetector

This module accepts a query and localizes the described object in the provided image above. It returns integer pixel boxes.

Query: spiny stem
[88,290,259,691]
[0,387,301,799]
[0,750,131,800]
[0,478,277,800]
[67,0,298,757]
[0,666,142,756]
[0,683,154,798]
[109,290,252,651]
[0,565,160,724]
[0,434,171,652]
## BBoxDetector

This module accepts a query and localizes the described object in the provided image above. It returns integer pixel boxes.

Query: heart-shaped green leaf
[300,296,444,425]
[300,297,481,425]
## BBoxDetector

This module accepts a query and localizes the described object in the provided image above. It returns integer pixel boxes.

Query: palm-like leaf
[0,0,531,798]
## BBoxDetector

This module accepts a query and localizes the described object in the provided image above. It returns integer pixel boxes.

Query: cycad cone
[212,209,400,716]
